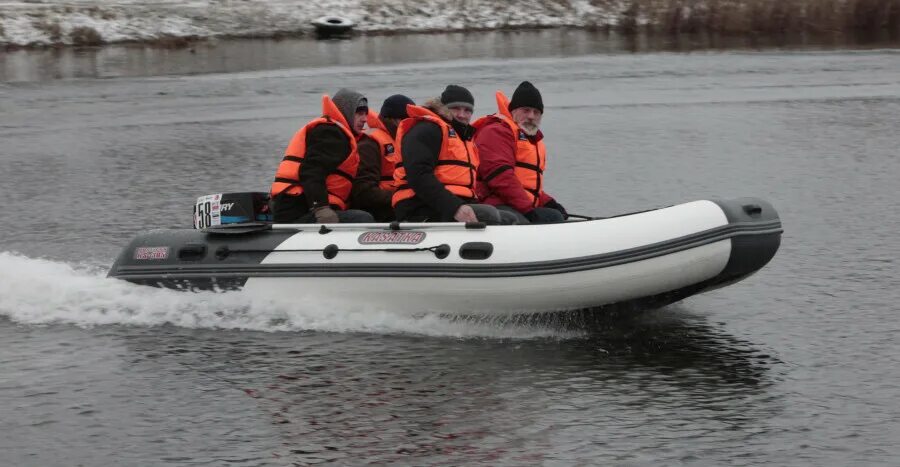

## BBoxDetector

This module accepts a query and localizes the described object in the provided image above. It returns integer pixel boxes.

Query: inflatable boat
[107,195,782,315]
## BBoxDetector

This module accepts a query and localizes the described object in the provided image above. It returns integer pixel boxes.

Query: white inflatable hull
[246,241,731,314]
[108,198,782,316]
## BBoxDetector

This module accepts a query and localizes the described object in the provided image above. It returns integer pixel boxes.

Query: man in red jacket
[473,81,567,224]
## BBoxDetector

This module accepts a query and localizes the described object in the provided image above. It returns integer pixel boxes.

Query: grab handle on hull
[178,243,207,261]
[459,242,493,260]
[743,204,763,217]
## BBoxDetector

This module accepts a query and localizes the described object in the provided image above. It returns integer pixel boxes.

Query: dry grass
[84,6,117,20]
[33,19,63,42]
[149,34,201,48]
[70,26,103,46]
[621,0,900,34]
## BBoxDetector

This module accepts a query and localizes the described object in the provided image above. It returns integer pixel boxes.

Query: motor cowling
[192,192,272,229]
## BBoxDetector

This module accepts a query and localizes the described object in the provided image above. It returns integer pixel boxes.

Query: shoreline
[2,0,898,51]
[4,24,899,53]
[5,26,900,83]
[2,24,573,52]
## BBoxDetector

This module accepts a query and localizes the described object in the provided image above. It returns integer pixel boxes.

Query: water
[2,30,900,465]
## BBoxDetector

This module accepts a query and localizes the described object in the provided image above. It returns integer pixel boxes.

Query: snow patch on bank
[0,0,629,47]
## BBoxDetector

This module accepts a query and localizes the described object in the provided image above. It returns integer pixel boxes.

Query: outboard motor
[192,192,272,229]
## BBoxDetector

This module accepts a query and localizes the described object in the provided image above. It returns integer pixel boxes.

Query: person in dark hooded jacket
[350,94,415,222]
[270,88,375,224]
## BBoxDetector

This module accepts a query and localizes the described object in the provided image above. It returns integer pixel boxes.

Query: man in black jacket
[393,85,516,224]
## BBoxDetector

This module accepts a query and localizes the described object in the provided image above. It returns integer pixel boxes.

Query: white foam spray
[0,252,579,339]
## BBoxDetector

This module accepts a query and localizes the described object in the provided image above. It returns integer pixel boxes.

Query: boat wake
[0,252,580,339]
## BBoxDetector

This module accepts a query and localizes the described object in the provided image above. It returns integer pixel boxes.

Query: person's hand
[313,206,340,223]
[544,199,568,219]
[453,205,478,223]
[524,209,539,223]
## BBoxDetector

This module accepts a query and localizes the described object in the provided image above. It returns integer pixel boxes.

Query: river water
[2,30,900,465]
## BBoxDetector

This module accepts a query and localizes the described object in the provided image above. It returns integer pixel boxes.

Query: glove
[544,199,568,219]
[453,205,478,223]
[523,209,539,223]
[313,206,340,224]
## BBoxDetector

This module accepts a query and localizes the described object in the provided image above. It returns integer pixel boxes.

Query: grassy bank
[621,0,900,35]
[2,0,899,50]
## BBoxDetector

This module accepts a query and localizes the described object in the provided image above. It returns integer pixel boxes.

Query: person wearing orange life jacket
[473,81,567,224]
[349,94,415,222]
[392,85,517,224]
[270,88,375,224]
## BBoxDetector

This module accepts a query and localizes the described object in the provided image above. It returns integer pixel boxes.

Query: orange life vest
[472,91,546,207]
[364,111,398,191]
[270,95,360,210]
[392,106,478,207]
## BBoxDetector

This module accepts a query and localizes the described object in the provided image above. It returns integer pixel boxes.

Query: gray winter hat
[331,88,368,127]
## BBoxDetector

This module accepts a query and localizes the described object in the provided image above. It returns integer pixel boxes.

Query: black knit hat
[440,85,474,110]
[508,81,543,113]
[379,94,415,119]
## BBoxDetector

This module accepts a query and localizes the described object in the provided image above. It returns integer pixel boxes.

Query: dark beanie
[508,81,543,113]
[440,85,474,110]
[379,94,415,119]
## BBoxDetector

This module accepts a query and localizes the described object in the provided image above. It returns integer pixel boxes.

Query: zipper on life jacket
[463,139,475,190]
